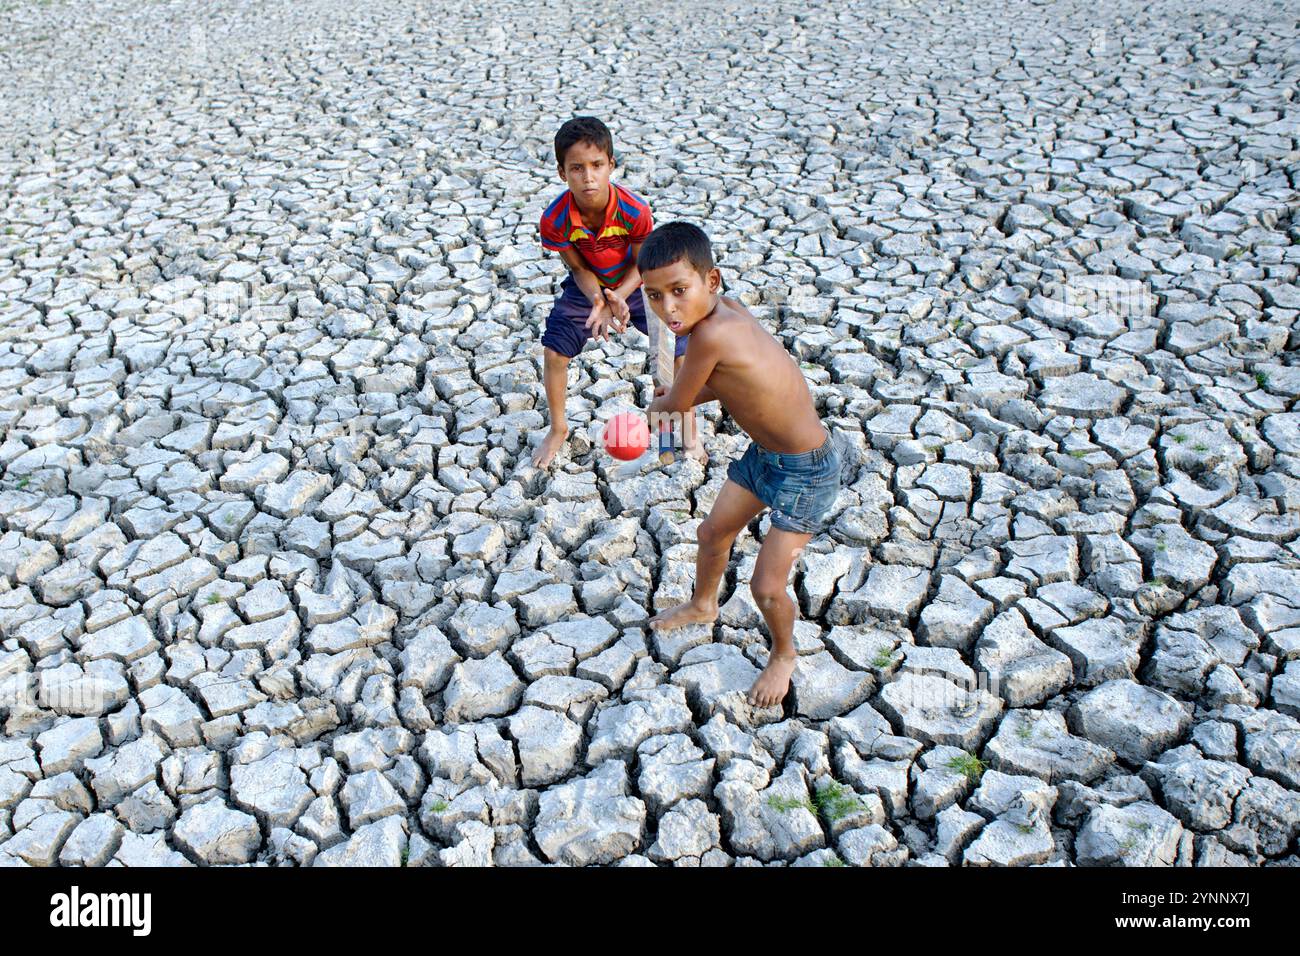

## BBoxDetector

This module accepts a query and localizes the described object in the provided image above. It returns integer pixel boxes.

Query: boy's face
[558,140,614,207]
[641,259,721,335]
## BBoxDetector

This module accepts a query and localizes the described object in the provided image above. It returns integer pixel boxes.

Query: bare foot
[531,426,568,468]
[748,652,797,708]
[649,599,718,632]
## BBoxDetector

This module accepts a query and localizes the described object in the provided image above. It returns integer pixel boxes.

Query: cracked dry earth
[1,0,1298,870]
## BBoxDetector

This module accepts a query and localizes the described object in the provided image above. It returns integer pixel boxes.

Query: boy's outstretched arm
[556,245,604,306]
[655,379,719,406]
[690,382,720,406]
[650,327,720,417]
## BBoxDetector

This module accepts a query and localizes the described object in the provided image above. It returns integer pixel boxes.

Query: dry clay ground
[0,0,1298,867]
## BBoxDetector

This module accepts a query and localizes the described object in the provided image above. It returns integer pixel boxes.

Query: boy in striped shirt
[533,116,702,468]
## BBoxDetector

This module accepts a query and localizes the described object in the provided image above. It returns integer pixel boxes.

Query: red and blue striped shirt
[539,183,653,289]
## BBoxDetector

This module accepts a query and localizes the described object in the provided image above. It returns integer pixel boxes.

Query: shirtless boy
[642,222,842,708]
[532,116,702,468]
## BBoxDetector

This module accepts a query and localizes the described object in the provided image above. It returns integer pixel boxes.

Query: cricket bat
[642,288,677,464]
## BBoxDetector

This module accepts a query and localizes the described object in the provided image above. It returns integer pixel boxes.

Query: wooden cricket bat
[642,288,677,464]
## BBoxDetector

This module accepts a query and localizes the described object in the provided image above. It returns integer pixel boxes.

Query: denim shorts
[542,275,690,359]
[727,432,842,534]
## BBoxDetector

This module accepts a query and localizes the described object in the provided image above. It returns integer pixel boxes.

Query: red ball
[603,411,650,461]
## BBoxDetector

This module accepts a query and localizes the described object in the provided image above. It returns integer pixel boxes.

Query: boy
[533,116,702,468]
[641,222,842,708]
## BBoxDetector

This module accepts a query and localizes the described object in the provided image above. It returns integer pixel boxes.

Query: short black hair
[555,117,614,167]
[638,221,716,277]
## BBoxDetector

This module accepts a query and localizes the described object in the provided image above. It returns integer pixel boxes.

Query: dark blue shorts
[727,433,842,534]
[542,275,689,359]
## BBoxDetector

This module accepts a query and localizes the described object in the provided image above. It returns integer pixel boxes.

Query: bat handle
[658,421,674,464]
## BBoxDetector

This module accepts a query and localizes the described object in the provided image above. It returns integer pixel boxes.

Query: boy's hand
[586,289,631,340]
[653,384,668,398]
[584,298,614,341]
[599,288,631,333]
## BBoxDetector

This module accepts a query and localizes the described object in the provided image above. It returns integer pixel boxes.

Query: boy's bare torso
[696,296,826,454]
